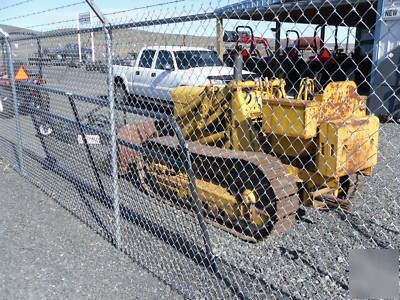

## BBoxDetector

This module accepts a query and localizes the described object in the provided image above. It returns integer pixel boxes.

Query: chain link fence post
[85,0,120,248]
[0,28,24,175]
[106,26,121,249]
[172,120,218,271]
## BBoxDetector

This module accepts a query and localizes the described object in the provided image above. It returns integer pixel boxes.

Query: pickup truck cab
[113,46,253,105]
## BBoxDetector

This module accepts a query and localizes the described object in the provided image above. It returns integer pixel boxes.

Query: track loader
[117,59,379,241]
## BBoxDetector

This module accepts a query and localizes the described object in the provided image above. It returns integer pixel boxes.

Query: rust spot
[117,121,159,175]
[349,119,369,127]
[262,97,312,107]
[334,119,369,128]
[319,82,367,122]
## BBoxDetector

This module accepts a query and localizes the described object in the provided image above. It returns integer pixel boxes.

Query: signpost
[77,12,96,62]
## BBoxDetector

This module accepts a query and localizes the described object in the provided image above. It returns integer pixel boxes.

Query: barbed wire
[103,0,186,16]
[0,0,35,12]
[0,1,85,23]
[25,0,190,31]
[26,18,77,30]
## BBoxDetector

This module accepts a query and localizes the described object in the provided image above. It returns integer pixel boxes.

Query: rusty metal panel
[318,116,380,177]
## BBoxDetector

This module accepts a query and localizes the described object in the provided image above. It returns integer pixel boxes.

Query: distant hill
[15,27,217,58]
[0,24,38,35]
[0,23,354,60]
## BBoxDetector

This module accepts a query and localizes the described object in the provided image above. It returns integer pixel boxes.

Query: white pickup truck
[113,46,253,105]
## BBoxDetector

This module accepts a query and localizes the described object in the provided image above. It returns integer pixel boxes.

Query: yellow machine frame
[172,79,379,209]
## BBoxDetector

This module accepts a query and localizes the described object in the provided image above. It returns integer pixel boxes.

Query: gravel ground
[0,65,398,299]
[0,162,183,300]
[1,120,397,299]
[209,122,400,299]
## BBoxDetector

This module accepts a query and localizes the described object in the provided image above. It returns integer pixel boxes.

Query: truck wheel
[114,82,129,105]
[18,85,50,116]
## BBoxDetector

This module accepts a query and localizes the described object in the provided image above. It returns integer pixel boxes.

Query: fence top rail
[5,12,216,42]
[17,81,176,124]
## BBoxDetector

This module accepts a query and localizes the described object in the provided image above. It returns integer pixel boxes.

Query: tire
[15,84,54,138]
[28,88,54,137]
[18,85,50,116]
[114,81,129,105]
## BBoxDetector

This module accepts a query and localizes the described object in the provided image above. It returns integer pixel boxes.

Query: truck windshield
[174,50,223,69]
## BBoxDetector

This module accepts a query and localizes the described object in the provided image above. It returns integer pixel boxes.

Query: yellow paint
[318,116,380,177]
[147,164,270,225]
[165,78,379,218]
[270,134,317,157]
[262,99,320,139]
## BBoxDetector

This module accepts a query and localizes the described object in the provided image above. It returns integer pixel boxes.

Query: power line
[0,0,35,12]
[0,1,85,23]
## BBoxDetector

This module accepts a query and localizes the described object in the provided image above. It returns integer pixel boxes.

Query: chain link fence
[0,0,399,298]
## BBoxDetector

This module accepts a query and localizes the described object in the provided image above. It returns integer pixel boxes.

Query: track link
[143,136,300,240]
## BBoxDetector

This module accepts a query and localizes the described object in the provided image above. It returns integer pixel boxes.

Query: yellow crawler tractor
[117,69,379,241]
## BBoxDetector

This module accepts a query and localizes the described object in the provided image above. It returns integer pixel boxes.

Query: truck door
[150,50,176,101]
[133,49,156,98]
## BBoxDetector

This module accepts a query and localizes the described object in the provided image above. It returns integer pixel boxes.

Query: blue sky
[0,0,354,44]
[0,0,221,29]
